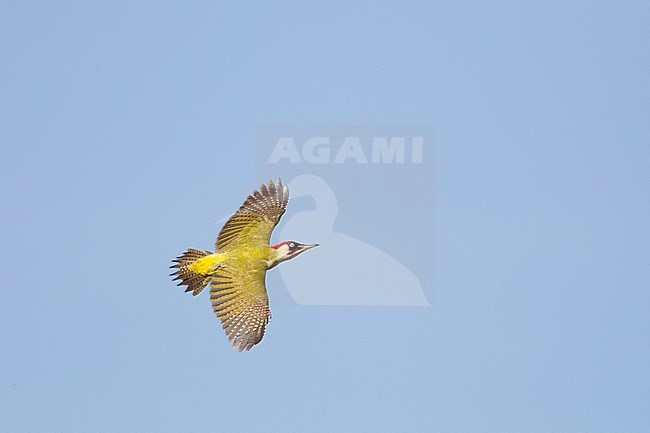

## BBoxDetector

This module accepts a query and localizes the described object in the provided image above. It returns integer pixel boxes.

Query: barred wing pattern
[210,262,270,351]
[215,179,289,251]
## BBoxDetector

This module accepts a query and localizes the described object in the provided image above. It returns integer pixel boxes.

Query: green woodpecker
[170,179,318,351]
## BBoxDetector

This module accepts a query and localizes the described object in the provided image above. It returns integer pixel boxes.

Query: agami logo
[267,136,424,164]
[257,127,434,306]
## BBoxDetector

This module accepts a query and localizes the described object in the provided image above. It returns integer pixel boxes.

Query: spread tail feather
[170,248,213,296]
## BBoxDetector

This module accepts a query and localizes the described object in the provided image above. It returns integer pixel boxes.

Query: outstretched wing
[215,179,289,251]
[209,261,271,351]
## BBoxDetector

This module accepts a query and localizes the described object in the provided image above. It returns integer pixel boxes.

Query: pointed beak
[301,243,319,250]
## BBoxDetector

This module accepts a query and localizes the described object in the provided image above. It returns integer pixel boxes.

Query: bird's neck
[267,245,290,270]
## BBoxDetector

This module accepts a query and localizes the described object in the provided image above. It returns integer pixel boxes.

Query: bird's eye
[289,242,295,248]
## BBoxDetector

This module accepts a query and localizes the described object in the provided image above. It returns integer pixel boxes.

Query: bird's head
[269,240,319,268]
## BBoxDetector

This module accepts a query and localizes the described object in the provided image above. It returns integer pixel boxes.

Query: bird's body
[170,179,318,351]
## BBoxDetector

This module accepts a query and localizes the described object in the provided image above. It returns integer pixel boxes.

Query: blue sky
[1,2,649,432]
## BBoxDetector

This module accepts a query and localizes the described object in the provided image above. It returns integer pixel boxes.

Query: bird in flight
[170,179,319,351]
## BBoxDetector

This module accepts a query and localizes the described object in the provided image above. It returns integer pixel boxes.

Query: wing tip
[260,178,289,207]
